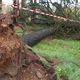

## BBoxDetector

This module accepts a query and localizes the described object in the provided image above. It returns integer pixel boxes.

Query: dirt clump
[0,16,57,80]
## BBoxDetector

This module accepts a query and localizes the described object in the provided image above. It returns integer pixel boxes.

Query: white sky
[2,0,60,4]
[2,0,13,4]
[2,0,80,4]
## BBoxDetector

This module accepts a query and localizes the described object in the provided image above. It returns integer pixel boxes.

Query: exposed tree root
[0,16,57,80]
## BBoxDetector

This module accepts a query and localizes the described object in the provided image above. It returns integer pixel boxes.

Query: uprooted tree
[0,10,57,80]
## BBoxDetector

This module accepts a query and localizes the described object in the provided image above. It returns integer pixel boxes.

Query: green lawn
[32,38,80,80]
[15,28,23,36]
[16,28,80,80]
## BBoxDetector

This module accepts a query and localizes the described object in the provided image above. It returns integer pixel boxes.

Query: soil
[0,15,57,80]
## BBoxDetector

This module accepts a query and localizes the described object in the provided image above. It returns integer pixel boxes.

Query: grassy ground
[15,27,80,80]
[32,38,80,80]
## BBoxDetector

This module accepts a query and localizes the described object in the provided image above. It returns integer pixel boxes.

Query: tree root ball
[0,19,57,80]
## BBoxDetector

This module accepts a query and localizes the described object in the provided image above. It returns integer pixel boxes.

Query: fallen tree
[21,27,58,46]
[0,15,57,80]
[62,20,80,29]
[21,19,80,47]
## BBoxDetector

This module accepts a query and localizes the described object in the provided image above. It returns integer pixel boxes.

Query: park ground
[16,25,80,80]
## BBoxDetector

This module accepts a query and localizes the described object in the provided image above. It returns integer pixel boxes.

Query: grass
[15,27,80,80]
[32,38,80,80]
[15,28,23,36]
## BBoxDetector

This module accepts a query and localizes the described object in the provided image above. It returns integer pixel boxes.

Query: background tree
[0,0,2,13]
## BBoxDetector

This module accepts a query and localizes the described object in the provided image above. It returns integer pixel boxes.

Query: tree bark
[0,0,2,13]
[21,27,58,46]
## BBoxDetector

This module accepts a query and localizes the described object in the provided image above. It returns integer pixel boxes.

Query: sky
[2,0,80,4]
[2,0,13,4]
[2,0,59,4]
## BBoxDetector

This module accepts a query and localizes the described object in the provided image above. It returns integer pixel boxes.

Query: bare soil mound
[0,16,57,80]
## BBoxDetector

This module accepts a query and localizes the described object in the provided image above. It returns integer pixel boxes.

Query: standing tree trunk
[0,0,2,13]
[13,0,19,24]
[21,0,26,7]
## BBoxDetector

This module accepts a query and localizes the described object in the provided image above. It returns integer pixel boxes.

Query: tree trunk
[2,0,7,14]
[21,27,58,46]
[21,0,26,7]
[0,0,2,13]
